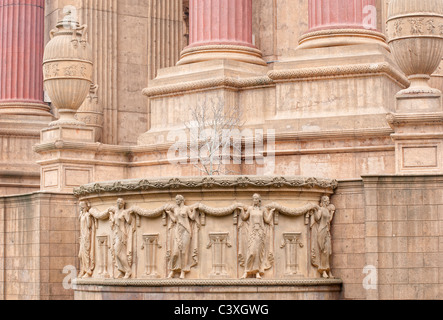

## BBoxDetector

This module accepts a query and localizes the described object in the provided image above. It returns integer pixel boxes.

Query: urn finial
[43,13,93,126]
[387,0,443,95]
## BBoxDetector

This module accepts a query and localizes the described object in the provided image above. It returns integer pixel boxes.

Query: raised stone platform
[72,175,341,299]
[73,278,343,300]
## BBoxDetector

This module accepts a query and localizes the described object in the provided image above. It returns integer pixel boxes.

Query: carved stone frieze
[75,177,337,282]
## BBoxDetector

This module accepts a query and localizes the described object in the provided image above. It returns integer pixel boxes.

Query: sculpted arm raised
[164,204,176,223]
[239,205,250,221]
[264,208,274,224]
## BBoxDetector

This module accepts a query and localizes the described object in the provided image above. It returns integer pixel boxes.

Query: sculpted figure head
[176,195,185,206]
[116,198,125,210]
[320,196,330,207]
[79,201,90,212]
[252,193,262,207]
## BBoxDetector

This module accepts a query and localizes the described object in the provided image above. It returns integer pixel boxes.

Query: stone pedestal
[388,96,443,174]
[386,0,443,174]
[35,125,96,193]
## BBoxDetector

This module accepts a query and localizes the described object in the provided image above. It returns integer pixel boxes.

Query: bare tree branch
[184,97,245,175]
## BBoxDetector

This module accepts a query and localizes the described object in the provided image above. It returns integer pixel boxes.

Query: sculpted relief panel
[77,193,336,281]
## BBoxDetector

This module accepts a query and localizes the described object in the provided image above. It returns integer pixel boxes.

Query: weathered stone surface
[1,0,443,302]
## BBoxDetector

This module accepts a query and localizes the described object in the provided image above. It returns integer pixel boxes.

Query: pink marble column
[188,0,254,48]
[300,0,386,50]
[308,0,377,32]
[0,0,50,115]
[178,0,265,65]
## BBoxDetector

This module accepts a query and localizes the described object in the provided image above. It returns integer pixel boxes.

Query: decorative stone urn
[43,15,93,126]
[387,0,443,95]
[75,84,104,142]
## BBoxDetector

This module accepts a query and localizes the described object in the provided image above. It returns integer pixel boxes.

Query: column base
[298,29,390,51]
[0,101,52,117]
[177,44,267,66]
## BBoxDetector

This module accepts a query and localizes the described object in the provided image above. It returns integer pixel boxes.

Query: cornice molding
[387,112,443,126]
[143,76,274,98]
[34,127,394,157]
[73,175,339,197]
[268,62,410,87]
[0,129,41,138]
[73,277,343,287]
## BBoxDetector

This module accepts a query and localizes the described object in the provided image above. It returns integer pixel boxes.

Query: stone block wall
[0,193,78,300]
[331,175,443,300]
[1,175,442,300]
[331,180,367,299]
[362,175,442,300]
[1,195,41,300]
[0,132,44,196]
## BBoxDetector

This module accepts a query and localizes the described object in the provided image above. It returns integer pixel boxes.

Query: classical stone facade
[0,0,442,300]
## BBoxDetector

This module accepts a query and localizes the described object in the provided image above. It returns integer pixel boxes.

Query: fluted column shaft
[300,0,386,50]
[188,0,253,48]
[308,0,377,32]
[177,0,265,66]
[0,0,49,115]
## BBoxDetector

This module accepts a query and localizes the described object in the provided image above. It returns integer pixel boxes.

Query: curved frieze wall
[75,176,338,280]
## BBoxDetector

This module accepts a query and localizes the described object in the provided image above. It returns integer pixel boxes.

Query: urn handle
[71,24,89,48]
[49,28,58,39]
